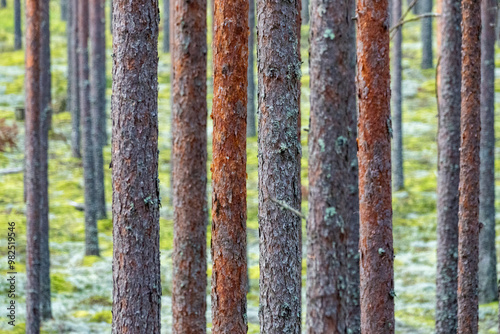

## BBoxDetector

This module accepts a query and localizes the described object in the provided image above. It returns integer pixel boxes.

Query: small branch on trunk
[390,13,441,37]
[270,197,307,220]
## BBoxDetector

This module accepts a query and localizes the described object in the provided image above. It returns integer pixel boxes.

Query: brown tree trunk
[392,0,403,191]
[171,0,208,331]
[111,0,161,332]
[246,0,256,138]
[14,0,22,50]
[25,0,42,331]
[457,0,481,333]
[79,0,99,256]
[306,0,360,332]
[211,0,248,332]
[356,0,394,332]
[40,0,52,321]
[90,0,107,220]
[70,0,81,158]
[478,0,498,305]
[435,0,461,332]
[257,0,302,333]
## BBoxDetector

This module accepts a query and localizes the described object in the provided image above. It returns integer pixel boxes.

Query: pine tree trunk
[25,0,42,331]
[392,0,403,190]
[66,0,73,116]
[421,0,434,69]
[211,0,248,332]
[90,0,107,220]
[162,0,169,53]
[478,0,498,305]
[14,0,22,50]
[111,1,161,332]
[61,0,68,21]
[40,0,52,321]
[301,0,309,24]
[79,0,99,256]
[70,0,81,158]
[435,0,461,332]
[457,0,481,332]
[356,0,394,332]
[171,0,208,331]
[246,0,256,138]
[1,0,6,8]
[306,0,360,332]
[257,0,302,332]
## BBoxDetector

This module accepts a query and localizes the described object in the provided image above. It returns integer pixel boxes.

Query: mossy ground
[0,1,499,333]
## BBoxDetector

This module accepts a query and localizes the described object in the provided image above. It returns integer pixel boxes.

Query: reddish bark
[457,0,481,333]
[356,0,394,332]
[211,0,248,331]
[171,0,208,331]
[111,0,161,332]
[25,0,42,331]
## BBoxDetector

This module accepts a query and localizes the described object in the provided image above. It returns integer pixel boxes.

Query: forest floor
[1,1,500,333]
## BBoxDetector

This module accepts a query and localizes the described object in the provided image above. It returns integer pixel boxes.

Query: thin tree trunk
[70,0,81,158]
[435,0,461,332]
[257,0,302,333]
[478,0,498,305]
[171,0,207,331]
[301,0,309,24]
[79,0,99,256]
[14,0,22,50]
[163,0,169,53]
[392,0,403,190]
[61,0,68,21]
[25,0,42,331]
[111,0,161,332]
[306,0,360,332]
[356,0,394,332]
[211,0,248,331]
[40,0,52,321]
[1,0,6,8]
[66,0,73,116]
[247,0,256,137]
[90,0,107,220]
[457,0,481,332]
[109,0,113,35]
[421,0,433,69]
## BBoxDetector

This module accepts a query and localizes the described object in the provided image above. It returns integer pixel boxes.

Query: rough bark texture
[306,0,360,331]
[257,0,302,332]
[421,0,434,69]
[478,0,498,305]
[435,0,461,332]
[457,0,481,332]
[392,0,403,191]
[40,0,52,321]
[79,0,99,257]
[90,0,107,220]
[14,0,22,50]
[171,0,208,331]
[70,0,81,158]
[246,0,256,137]
[356,0,394,332]
[211,0,248,332]
[111,1,161,333]
[301,0,309,24]
[163,0,169,53]
[25,0,42,331]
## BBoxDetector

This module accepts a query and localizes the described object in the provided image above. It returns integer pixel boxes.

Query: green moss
[51,273,76,293]
[90,310,112,324]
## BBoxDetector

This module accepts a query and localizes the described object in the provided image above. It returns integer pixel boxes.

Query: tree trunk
[66,0,73,116]
[90,0,107,220]
[211,0,248,332]
[257,0,302,333]
[70,0,81,158]
[356,0,394,332]
[306,0,360,332]
[109,0,113,34]
[457,0,481,333]
[478,0,498,305]
[435,0,461,332]
[25,0,42,331]
[392,0,403,190]
[246,0,256,137]
[163,0,169,53]
[14,0,22,50]
[1,0,6,8]
[40,0,52,321]
[61,0,68,21]
[78,0,99,256]
[171,0,208,331]
[111,0,161,332]
[301,0,309,24]
[421,0,434,69]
